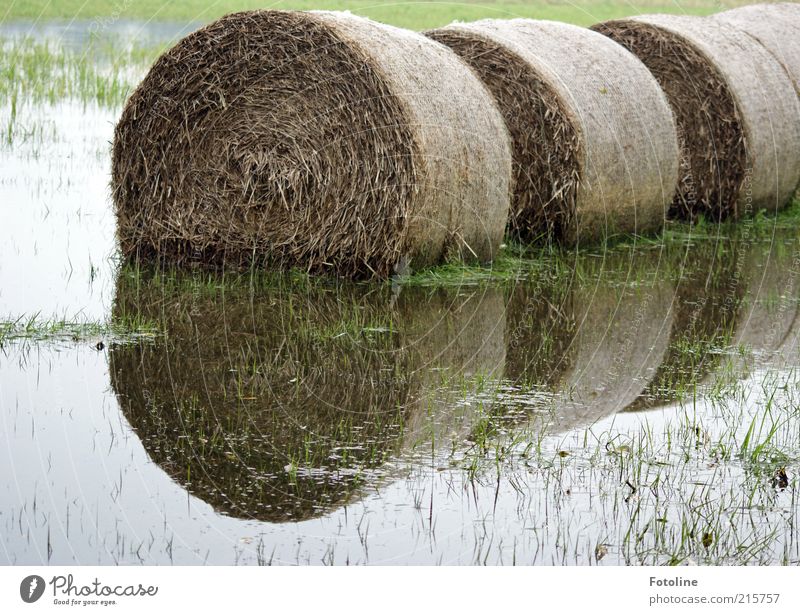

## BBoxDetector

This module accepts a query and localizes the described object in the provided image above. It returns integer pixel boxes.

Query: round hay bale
[593,14,800,221]
[715,3,800,97]
[111,10,512,278]
[426,19,679,244]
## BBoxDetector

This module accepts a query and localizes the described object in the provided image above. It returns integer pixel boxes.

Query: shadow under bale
[112,10,512,278]
[109,270,507,522]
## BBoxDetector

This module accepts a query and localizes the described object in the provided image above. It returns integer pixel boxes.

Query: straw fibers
[427,19,679,244]
[112,10,512,277]
[594,14,800,220]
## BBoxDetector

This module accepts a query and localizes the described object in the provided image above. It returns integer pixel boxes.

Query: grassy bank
[1,0,740,29]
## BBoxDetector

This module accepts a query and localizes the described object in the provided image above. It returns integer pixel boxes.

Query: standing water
[2,20,800,566]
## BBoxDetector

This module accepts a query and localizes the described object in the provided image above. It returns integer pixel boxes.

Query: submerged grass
[0,38,160,108]
[4,197,798,346]
[0,312,159,346]
[405,198,800,287]
[455,362,800,564]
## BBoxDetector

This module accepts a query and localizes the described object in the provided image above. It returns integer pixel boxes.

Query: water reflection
[629,236,800,410]
[110,273,507,522]
[503,250,674,431]
[0,101,118,320]
[727,240,800,365]
[626,238,745,409]
[0,20,199,51]
[551,258,674,430]
[108,238,800,523]
[5,230,800,563]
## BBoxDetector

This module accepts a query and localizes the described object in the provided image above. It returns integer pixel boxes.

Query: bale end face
[426,26,580,243]
[592,18,746,221]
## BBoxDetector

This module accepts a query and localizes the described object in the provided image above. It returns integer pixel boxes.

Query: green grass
[401,198,800,287]
[0,312,159,346]
[471,366,800,564]
[0,39,152,107]
[1,0,737,30]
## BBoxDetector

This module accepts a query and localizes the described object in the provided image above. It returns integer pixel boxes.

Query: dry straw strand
[427,19,679,245]
[594,14,800,221]
[112,10,512,278]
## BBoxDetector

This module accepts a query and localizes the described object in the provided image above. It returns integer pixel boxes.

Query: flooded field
[2,22,800,565]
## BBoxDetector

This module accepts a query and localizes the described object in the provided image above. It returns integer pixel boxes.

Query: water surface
[2,25,800,565]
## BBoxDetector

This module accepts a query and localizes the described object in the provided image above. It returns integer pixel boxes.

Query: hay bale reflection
[110,270,506,522]
[503,250,674,433]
